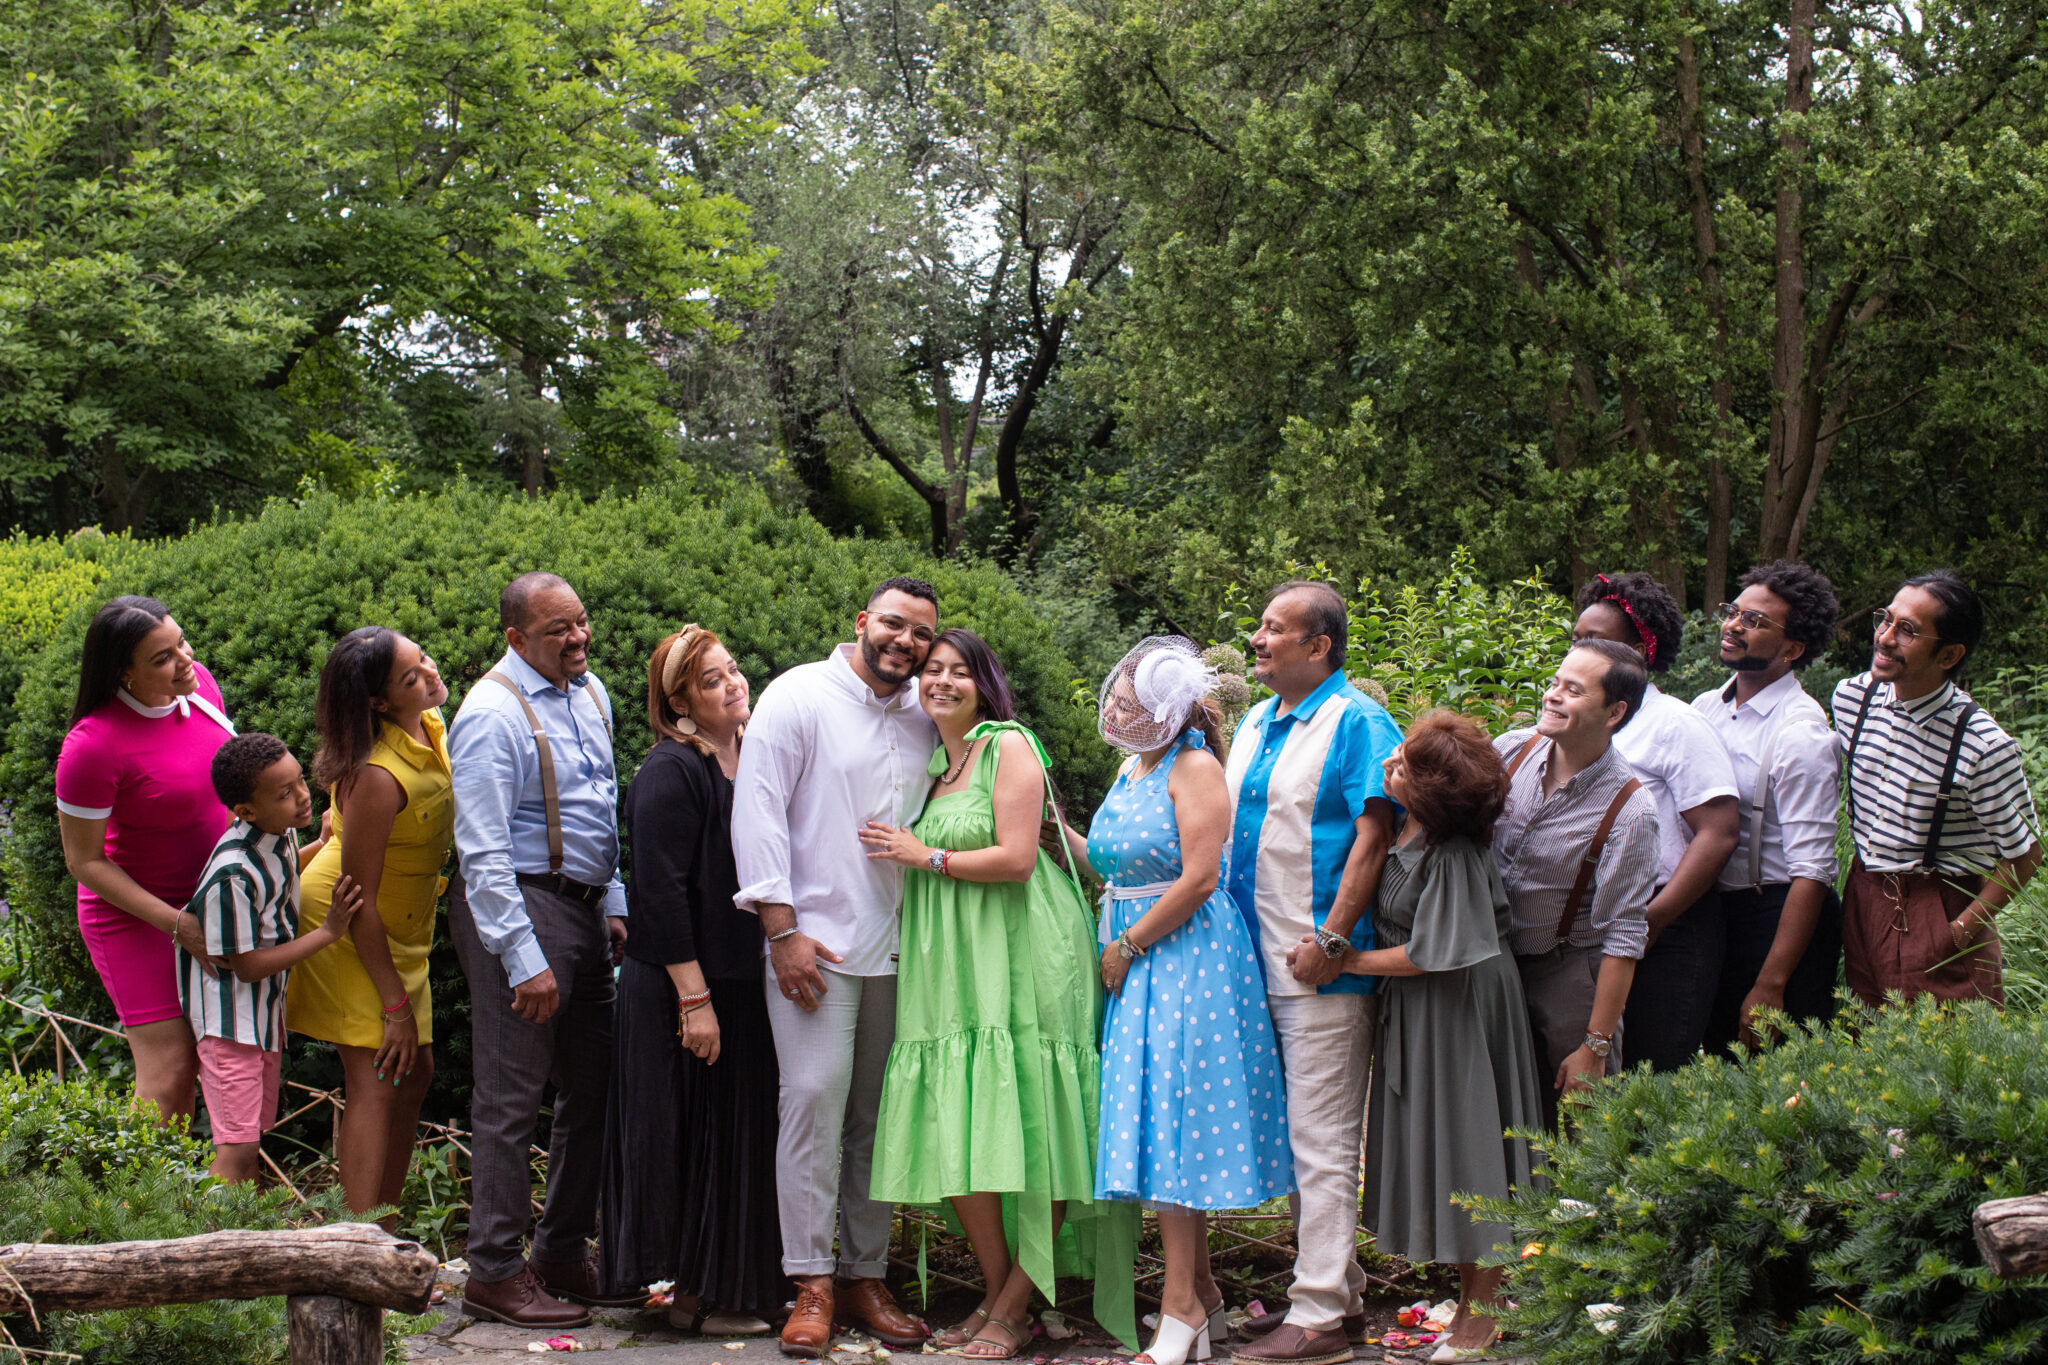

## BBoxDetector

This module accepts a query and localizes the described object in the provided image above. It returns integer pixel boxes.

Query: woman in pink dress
[55,596,276,1123]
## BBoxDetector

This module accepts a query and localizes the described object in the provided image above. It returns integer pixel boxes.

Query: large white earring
[675,714,699,735]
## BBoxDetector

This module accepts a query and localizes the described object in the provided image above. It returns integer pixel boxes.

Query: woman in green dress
[859,630,1137,1359]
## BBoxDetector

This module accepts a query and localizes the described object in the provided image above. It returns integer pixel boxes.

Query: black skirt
[598,959,786,1310]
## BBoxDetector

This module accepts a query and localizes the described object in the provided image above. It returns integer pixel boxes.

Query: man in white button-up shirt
[1691,561,1843,1052]
[732,578,941,1358]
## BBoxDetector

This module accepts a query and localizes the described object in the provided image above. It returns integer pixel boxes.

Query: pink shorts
[196,1037,283,1145]
[78,902,184,1027]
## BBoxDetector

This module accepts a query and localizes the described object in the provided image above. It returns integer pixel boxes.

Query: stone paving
[402,1291,1534,1365]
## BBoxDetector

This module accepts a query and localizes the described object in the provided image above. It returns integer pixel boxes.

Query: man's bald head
[501,572,571,633]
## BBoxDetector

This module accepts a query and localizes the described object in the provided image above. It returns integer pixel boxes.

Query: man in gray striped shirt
[1833,570,2043,1007]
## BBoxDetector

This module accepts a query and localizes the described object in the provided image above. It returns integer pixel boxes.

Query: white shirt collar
[1718,669,1803,717]
[117,687,189,719]
[829,642,921,711]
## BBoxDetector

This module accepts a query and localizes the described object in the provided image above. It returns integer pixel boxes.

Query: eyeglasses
[873,613,937,646]
[1872,608,1940,645]
[1716,603,1784,632]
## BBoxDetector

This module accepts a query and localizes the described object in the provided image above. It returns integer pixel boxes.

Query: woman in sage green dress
[859,630,1137,1359]
[1313,710,1543,1363]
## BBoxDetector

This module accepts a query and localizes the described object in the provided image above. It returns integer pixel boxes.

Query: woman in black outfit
[599,625,783,1333]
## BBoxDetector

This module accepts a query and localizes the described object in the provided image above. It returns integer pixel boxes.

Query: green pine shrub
[1478,996,2048,1364]
[0,1071,350,1365]
[0,480,1110,1024]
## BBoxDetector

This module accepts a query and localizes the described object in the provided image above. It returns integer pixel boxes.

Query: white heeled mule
[1136,1313,1213,1365]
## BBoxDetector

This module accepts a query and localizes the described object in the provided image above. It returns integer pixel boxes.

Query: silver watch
[1314,926,1351,959]
[927,848,947,875]
[1581,1031,1613,1059]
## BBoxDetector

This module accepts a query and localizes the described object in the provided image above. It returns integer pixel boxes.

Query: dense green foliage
[0,480,1110,1024]
[0,1071,350,1364]
[0,0,811,532]
[1480,997,2048,1363]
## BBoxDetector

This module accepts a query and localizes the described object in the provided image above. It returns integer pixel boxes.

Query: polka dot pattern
[1087,733,1293,1210]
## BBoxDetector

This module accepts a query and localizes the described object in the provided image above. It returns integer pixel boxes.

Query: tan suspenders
[481,671,613,874]
[1505,735,1644,945]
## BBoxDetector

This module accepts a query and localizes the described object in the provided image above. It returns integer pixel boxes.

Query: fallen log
[0,1223,436,1314]
[1975,1193,2048,1279]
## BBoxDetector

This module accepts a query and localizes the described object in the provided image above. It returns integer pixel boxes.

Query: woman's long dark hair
[71,596,173,728]
[313,626,400,793]
[929,629,1017,721]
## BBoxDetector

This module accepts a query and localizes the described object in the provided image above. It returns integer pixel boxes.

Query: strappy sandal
[963,1313,1033,1360]
[931,1305,993,1349]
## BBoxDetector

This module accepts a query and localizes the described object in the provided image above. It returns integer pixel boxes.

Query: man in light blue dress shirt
[449,572,636,1329]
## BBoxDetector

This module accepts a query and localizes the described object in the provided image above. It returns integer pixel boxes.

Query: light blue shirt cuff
[602,882,628,918]
[502,933,551,989]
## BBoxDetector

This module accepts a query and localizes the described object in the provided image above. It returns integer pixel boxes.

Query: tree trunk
[1758,0,1817,560]
[1976,1193,2048,1279]
[288,1294,383,1365]
[515,347,549,496]
[1677,23,1736,603]
[992,313,1065,564]
[91,439,154,533]
[846,395,948,555]
[0,1224,436,1314]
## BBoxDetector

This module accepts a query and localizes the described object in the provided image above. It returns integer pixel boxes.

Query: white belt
[1098,880,1179,944]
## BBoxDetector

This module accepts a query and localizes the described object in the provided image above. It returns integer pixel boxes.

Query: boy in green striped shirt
[179,733,360,1182]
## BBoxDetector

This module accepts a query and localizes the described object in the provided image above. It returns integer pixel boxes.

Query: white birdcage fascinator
[1097,636,1219,752]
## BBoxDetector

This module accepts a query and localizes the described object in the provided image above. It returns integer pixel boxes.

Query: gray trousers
[451,878,616,1282]
[762,964,896,1278]
[1517,943,1624,1131]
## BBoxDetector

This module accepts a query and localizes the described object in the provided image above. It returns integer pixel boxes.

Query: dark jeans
[1622,886,1724,1074]
[1705,881,1842,1055]
[450,877,616,1282]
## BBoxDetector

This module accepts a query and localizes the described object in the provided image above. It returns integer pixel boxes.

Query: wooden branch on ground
[0,1224,436,1314]
[1977,1194,2048,1279]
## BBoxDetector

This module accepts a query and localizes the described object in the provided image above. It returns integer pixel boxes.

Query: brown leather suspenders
[1505,735,1644,945]
[481,671,613,875]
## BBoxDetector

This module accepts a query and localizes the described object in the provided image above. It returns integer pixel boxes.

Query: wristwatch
[1314,926,1351,960]
[927,848,948,876]
[1116,931,1147,961]
[1582,1030,1613,1059]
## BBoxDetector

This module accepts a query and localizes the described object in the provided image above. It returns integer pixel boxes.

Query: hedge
[0,480,1113,1023]
[1478,995,2048,1364]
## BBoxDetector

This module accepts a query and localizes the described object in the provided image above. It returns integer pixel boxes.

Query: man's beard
[1725,651,1774,672]
[860,632,916,684]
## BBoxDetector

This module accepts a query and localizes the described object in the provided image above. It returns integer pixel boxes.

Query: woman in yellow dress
[290,626,454,1217]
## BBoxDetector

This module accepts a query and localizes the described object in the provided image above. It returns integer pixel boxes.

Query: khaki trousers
[1268,991,1374,1332]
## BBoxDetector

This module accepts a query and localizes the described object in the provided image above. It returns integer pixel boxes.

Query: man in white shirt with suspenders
[1691,561,1843,1051]
[450,572,638,1329]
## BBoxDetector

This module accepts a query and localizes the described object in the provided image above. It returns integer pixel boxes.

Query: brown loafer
[1230,1323,1352,1365]
[532,1253,648,1308]
[461,1264,592,1328]
[833,1276,929,1348]
[1238,1311,1368,1346]
[781,1281,834,1358]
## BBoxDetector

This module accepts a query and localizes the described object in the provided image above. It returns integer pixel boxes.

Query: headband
[661,624,705,702]
[1595,575,1657,667]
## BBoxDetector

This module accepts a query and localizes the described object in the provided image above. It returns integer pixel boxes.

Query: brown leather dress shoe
[461,1264,592,1328]
[833,1276,929,1348]
[1238,1311,1369,1346]
[532,1253,649,1308]
[781,1281,834,1358]
[1230,1323,1353,1365]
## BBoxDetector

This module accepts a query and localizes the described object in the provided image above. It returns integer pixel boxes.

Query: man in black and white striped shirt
[1833,570,2042,1006]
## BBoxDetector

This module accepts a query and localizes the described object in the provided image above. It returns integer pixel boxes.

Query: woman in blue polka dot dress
[1074,638,1293,1365]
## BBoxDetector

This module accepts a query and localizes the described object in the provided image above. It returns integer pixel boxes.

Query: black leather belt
[515,871,609,908]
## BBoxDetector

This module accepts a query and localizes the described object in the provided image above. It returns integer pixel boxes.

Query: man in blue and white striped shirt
[1834,570,2042,1006]
[1224,581,1401,1365]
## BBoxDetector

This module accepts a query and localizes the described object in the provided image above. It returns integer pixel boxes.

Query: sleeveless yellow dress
[289,709,454,1047]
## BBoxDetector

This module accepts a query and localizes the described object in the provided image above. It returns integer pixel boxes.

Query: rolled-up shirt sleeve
[731,686,806,914]
[451,705,551,987]
[1774,717,1841,885]
[1588,802,1658,960]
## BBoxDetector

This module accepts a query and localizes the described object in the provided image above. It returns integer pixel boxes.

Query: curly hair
[1575,571,1684,674]
[1736,560,1839,670]
[212,732,292,808]
[1398,710,1511,845]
